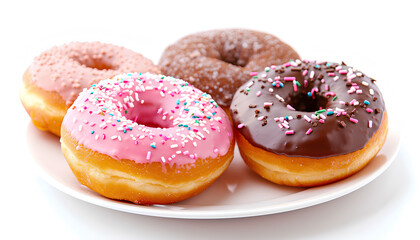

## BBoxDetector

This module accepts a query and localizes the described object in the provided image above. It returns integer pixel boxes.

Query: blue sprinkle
[364,100,370,105]
[176,99,180,105]
[327,111,334,116]
[307,92,312,97]
[285,116,289,121]
[91,130,95,134]
[117,119,121,122]
[109,113,114,116]
[326,62,331,67]
[206,116,211,119]
[279,82,284,88]
[123,129,127,133]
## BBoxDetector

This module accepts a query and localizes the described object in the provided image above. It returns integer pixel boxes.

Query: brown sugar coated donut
[20,42,160,136]
[159,29,300,108]
[230,60,388,187]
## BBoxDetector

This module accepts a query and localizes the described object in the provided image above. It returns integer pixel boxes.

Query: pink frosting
[62,73,233,166]
[29,42,160,105]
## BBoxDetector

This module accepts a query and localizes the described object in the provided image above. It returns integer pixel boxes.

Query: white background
[1,0,419,239]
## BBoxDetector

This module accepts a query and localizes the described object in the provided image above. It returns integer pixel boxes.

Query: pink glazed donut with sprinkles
[20,42,160,136]
[61,73,235,204]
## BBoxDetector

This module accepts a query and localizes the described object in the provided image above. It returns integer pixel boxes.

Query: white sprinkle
[193,142,197,147]
[146,151,151,160]
[369,89,374,95]
[78,125,83,131]
[275,94,284,102]
[111,135,118,140]
[362,81,369,86]
[369,120,373,128]
[170,144,178,148]
[161,156,166,162]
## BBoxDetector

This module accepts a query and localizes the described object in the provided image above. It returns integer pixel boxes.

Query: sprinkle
[364,100,370,105]
[249,72,258,76]
[264,102,273,107]
[287,104,295,111]
[237,123,245,129]
[366,108,373,113]
[306,128,312,135]
[369,89,374,95]
[304,115,311,122]
[285,130,295,135]
[170,144,178,148]
[275,94,284,102]
[333,96,337,101]
[161,156,166,162]
[368,120,373,128]
[284,77,296,81]
[356,89,363,94]
[150,142,157,148]
[146,151,151,160]
[315,109,326,115]
[349,117,359,123]
[256,91,261,97]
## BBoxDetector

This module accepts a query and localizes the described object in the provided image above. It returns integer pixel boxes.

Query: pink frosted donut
[61,73,235,204]
[20,41,160,136]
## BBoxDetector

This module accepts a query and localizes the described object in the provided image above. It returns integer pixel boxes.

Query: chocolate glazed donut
[230,60,388,186]
[158,29,299,107]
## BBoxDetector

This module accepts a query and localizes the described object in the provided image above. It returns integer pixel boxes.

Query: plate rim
[30,123,400,219]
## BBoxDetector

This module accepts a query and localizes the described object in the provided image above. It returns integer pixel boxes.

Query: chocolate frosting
[230,60,386,158]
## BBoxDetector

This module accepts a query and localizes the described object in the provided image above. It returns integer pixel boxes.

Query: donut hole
[287,92,329,112]
[219,52,248,67]
[72,55,117,71]
[124,102,174,129]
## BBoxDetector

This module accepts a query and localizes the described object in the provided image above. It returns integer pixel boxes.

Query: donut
[230,60,388,187]
[60,72,234,204]
[20,42,160,136]
[159,29,299,108]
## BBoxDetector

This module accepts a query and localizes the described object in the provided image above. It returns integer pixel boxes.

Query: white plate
[26,120,400,219]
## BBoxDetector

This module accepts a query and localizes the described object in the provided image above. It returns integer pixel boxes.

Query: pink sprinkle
[293,80,297,92]
[283,62,291,67]
[328,72,335,77]
[258,116,265,121]
[349,117,359,123]
[284,77,296,81]
[249,72,258,76]
[135,140,138,145]
[306,128,312,135]
[256,91,261,97]
[325,84,329,90]
[271,65,276,70]
[339,70,347,75]
[302,70,308,76]
[325,91,336,97]
[356,89,363,94]
[213,148,219,154]
[366,108,373,113]
[237,123,245,129]
[278,123,283,129]
[102,134,106,140]
[368,120,373,128]
[157,108,163,114]
[319,119,325,123]
[304,80,308,87]
[285,130,295,135]
[264,102,273,107]
[287,104,295,111]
